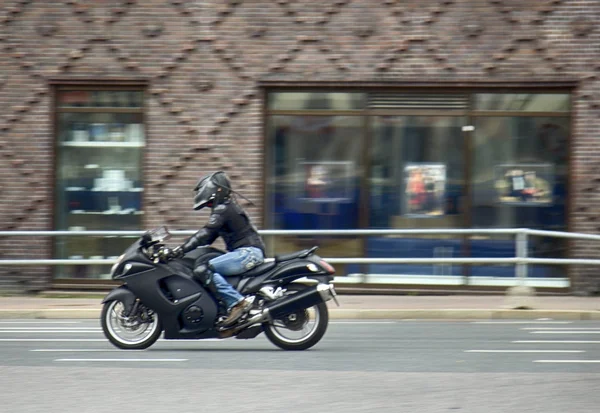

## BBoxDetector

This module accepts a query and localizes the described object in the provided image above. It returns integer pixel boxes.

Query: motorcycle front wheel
[263,284,329,351]
[101,300,162,350]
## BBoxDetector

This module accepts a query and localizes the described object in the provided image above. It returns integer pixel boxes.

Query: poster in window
[494,163,553,205]
[299,161,353,202]
[404,163,446,217]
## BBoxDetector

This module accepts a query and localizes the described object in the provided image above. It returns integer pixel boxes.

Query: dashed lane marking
[0,331,102,333]
[55,358,187,362]
[0,321,82,324]
[534,360,600,364]
[531,331,600,334]
[513,340,600,344]
[0,339,106,342]
[522,328,600,331]
[465,350,584,353]
[0,327,100,330]
[471,321,573,324]
[31,349,141,352]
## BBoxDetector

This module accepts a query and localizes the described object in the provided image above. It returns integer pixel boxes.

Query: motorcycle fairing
[117,260,220,339]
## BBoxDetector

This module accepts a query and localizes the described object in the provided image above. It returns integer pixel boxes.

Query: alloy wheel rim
[268,306,320,344]
[105,300,159,346]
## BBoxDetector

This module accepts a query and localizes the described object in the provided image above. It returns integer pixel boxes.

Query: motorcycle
[100,226,339,351]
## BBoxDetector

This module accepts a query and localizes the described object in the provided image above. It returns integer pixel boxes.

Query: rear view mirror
[141,233,153,246]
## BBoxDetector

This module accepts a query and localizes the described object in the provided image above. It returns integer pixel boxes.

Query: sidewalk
[1,293,599,320]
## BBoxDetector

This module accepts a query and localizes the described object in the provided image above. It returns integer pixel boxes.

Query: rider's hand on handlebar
[156,246,183,262]
[171,246,183,258]
[156,247,174,262]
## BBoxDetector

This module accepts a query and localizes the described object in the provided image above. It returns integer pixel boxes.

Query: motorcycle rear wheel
[263,284,329,351]
[101,300,162,350]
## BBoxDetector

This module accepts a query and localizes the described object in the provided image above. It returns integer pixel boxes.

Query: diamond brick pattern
[1,0,600,292]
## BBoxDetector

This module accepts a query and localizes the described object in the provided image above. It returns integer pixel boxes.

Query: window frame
[50,80,148,281]
[263,86,575,280]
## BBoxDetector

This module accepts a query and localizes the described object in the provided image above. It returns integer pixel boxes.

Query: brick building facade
[1,1,599,294]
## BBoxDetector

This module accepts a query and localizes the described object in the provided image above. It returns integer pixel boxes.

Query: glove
[156,247,172,262]
[171,246,184,258]
[157,246,182,262]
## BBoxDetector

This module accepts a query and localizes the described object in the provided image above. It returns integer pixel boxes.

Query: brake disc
[279,309,309,331]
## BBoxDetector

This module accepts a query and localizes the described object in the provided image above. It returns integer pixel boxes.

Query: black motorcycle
[100,227,338,351]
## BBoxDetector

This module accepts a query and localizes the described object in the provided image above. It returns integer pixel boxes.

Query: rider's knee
[192,264,214,286]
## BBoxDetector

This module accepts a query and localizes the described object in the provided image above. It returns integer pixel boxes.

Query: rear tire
[263,284,329,351]
[101,300,162,350]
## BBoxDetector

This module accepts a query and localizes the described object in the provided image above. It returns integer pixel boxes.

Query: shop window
[368,115,466,276]
[266,114,364,261]
[470,116,570,278]
[265,90,571,281]
[54,87,145,279]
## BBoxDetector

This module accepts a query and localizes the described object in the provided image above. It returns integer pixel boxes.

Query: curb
[1,308,600,321]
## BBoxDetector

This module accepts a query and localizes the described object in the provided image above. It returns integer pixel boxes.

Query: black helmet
[193,171,231,210]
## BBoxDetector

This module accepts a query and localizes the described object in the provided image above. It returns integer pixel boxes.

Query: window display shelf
[66,188,144,192]
[70,210,144,215]
[60,141,145,148]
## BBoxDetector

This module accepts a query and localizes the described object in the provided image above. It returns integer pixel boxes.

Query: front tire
[101,300,162,350]
[263,284,329,351]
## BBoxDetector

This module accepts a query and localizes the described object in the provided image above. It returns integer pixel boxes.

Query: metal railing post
[268,233,275,258]
[515,230,529,284]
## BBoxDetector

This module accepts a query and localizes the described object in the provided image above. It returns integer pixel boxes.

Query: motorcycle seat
[238,258,276,277]
[275,246,319,262]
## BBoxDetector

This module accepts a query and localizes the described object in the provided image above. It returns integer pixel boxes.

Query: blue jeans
[209,247,264,309]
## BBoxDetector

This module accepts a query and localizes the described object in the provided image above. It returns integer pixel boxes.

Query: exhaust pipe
[224,284,338,334]
[264,283,338,321]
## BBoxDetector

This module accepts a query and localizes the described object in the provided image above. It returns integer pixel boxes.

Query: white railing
[1,228,599,288]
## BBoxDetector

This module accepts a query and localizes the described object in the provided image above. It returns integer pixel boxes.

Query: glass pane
[54,105,145,279]
[470,116,570,278]
[366,116,466,277]
[58,90,144,108]
[268,92,365,110]
[266,115,363,269]
[57,112,145,144]
[475,93,570,112]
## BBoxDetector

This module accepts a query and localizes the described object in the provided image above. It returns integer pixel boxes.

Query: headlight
[110,254,125,276]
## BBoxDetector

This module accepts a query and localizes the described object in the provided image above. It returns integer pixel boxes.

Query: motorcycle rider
[160,171,266,327]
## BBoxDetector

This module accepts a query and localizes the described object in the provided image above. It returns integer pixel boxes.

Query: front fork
[119,299,154,325]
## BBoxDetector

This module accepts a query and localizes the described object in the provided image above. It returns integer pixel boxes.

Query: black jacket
[181,200,266,254]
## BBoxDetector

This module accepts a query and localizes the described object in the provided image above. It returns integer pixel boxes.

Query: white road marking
[0,331,101,333]
[55,359,187,362]
[0,338,222,343]
[465,350,585,353]
[0,327,101,330]
[31,349,141,352]
[531,331,600,334]
[0,339,106,342]
[513,340,600,344]
[0,321,82,324]
[471,321,572,324]
[330,321,397,324]
[534,360,600,364]
[522,328,600,331]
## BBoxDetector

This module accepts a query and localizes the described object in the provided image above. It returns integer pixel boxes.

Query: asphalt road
[2,319,600,412]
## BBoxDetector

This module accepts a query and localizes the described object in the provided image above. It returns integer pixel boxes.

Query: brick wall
[0,0,599,293]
